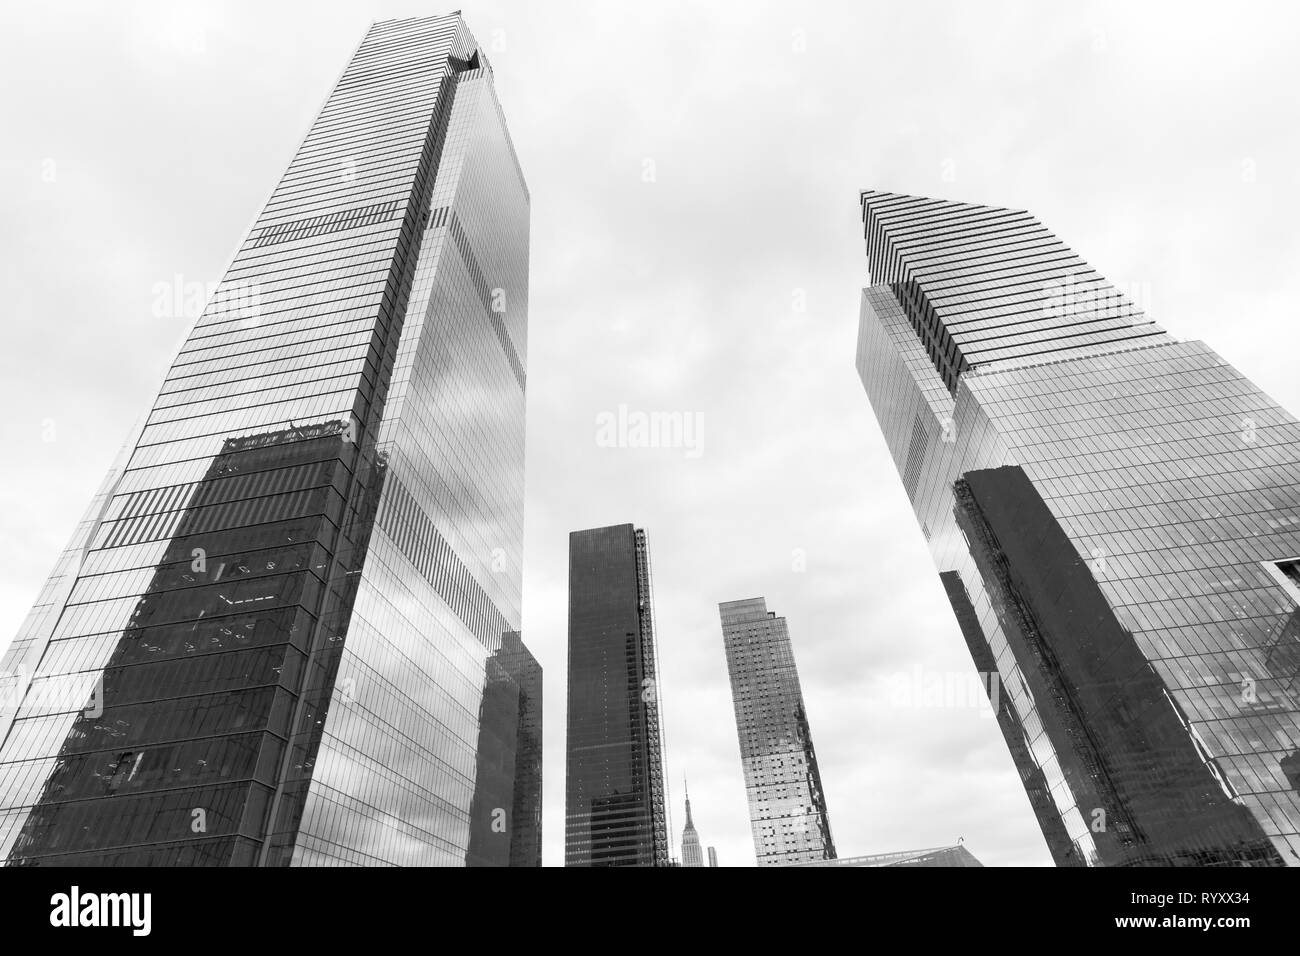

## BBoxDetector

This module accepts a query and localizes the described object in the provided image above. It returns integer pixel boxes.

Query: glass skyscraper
[719,597,836,866]
[857,189,1300,866]
[565,524,670,866]
[0,13,540,866]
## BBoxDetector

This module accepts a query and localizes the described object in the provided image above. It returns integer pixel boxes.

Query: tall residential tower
[720,598,835,866]
[856,189,1300,866]
[0,14,539,866]
[565,524,670,866]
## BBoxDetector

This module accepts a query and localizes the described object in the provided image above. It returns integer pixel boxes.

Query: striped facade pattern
[375,475,513,652]
[250,200,405,248]
[0,14,540,867]
[860,190,1169,391]
[441,206,526,389]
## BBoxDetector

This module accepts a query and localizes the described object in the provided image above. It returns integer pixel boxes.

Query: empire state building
[681,781,705,867]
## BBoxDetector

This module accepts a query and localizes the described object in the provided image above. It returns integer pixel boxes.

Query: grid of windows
[719,598,836,866]
[860,191,1169,392]
[857,189,1300,866]
[0,14,539,867]
[564,524,670,866]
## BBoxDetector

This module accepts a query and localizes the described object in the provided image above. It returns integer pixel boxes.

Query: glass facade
[565,524,669,866]
[467,632,543,867]
[857,190,1300,866]
[0,14,540,866]
[793,845,983,867]
[719,598,836,866]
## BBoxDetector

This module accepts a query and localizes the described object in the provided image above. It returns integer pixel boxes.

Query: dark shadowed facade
[564,524,669,866]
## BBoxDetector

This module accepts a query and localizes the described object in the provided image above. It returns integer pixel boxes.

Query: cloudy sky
[2,0,1298,867]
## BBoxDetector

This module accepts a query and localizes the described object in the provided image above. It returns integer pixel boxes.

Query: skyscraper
[565,524,670,866]
[720,597,835,866]
[680,779,704,867]
[856,189,1300,867]
[707,845,718,867]
[0,14,539,866]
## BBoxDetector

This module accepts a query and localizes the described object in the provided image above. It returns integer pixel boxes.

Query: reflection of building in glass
[680,780,704,867]
[856,190,1300,866]
[565,524,669,866]
[792,845,982,867]
[467,632,542,867]
[0,14,537,866]
[720,598,835,867]
[8,422,376,865]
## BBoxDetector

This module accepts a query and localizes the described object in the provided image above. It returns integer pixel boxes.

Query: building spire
[679,774,704,866]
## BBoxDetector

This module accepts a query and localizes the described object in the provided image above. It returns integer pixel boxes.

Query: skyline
[3,0,1300,867]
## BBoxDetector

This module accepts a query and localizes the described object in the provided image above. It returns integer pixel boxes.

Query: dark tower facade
[564,524,669,866]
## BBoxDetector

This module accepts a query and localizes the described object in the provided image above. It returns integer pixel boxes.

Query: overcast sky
[2,0,1299,867]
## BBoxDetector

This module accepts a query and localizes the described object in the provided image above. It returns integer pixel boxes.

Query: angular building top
[859,190,1170,391]
[680,780,704,867]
